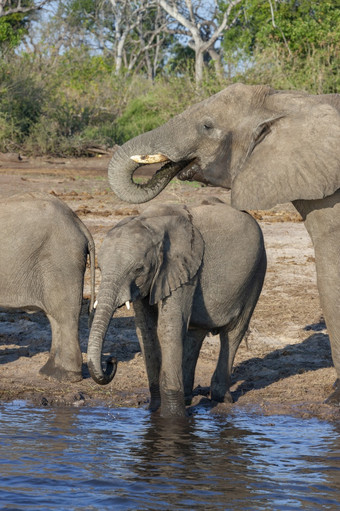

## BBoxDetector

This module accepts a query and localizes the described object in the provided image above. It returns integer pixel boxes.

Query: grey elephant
[0,192,95,382]
[107,82,340,406]
[87,201,266,417]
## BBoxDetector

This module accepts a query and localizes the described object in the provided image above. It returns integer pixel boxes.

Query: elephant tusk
[94,300,98,309]
[125,301,131,310]
[130,154,170,164]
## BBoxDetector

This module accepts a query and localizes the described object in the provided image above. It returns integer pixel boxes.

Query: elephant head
[108,83,340,209]
[87,204,204,385]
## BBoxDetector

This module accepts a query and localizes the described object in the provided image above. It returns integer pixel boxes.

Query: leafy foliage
[0,0,338,155]
[0,11,29,50]
[222,0,340,93]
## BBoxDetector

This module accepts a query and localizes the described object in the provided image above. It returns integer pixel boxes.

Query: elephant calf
[0,192,95,382]
[88,200,266,417]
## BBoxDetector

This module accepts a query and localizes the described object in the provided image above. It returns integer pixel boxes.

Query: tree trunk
[195,48,204,85]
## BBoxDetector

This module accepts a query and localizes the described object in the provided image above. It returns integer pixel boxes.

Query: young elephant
[88,203,266,416]
[88,201,266,417]
[0,192,95,382]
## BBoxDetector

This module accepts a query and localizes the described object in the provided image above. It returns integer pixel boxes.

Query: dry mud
[0,153,339,421]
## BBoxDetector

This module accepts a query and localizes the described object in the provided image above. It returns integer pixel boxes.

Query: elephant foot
[324,379,340,406]
[149,384,161,412]
[160,406,187,418]
[160,389,187,418]
[39,359,83,383]
[184,394,193,406]
[210,388,233,404]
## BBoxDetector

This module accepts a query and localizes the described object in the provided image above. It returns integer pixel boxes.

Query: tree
[0,0,49,50]
[222,0,340,92]
[157,0,243,84]
[35,0,170,80]
[107,0,169,78]
[0,0,49,17]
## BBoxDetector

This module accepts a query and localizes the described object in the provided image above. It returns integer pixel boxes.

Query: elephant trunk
[108,119,193,204]
[87,277,119,385]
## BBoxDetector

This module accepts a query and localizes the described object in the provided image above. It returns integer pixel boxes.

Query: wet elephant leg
[40,313,83,382]
[133,298,161,412]
[157,283,196,418]
[182,328,207,405]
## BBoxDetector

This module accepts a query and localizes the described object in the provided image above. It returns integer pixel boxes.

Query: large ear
[231,102,340,210]
[140,202,188,218]
[146,213,204,305]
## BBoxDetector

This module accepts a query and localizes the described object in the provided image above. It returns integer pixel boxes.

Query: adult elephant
[108,83,340,405]
[0,192,95,382]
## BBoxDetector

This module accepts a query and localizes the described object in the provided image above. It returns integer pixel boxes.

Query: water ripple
[0,402,339,510]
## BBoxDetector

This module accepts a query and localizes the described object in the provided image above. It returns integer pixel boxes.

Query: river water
[0,401,339,510]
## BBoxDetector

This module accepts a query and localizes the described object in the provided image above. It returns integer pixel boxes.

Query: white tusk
[94,300,98,309]
[130,154,170,164]
[125,301,131,310]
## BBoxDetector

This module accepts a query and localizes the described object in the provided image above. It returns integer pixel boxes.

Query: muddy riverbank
[0,153,339,421]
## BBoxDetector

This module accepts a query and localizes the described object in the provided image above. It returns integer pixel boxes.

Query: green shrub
[241,44,340,94]
[114,77,205,144]
[114,95,165,144]
[2,40,336,157]
[0,112,21,152]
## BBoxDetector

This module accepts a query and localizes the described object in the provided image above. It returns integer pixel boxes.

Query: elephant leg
[40,313,83,382]
[133,298,161,412]
[182,328,207,405]
[295,198,340,405]
[157,283,196,418]
[310,240,340,405]
[211,325,245,403]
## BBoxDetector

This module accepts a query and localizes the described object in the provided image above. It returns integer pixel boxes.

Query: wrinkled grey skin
[87,201,266,417]
[0,192,95,382]
[108,82,340,406]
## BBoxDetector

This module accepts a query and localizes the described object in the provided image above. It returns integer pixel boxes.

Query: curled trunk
[108,119,193,204]
[87,281,118,385]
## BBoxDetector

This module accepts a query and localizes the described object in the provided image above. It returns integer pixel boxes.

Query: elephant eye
[254,122,270,144]
[202,119,214,131]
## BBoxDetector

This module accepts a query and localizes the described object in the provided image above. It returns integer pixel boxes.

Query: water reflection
[0,402,339,510]
[127,414,253,509]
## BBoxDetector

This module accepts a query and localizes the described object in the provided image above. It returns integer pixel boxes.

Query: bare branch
[0,0,49,18]
[201,0,243,52]
[157,0,244,84]
[268,0,292,57]
[158,0,200,41]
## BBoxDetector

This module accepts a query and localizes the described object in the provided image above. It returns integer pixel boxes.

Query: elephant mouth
[176,161,210,185]
[130,153,197,183]
[93,298,132,311]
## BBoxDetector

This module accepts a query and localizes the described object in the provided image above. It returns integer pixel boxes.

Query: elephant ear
[231,102,340,210]
[144,211,204,305]
[140,202,188,219]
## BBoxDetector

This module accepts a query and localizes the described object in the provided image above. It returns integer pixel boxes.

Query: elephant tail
[72,212,96,321]
[87,234,96,321]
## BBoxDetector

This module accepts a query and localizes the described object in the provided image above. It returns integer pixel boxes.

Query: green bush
[0,112,21,152]
[114,94,167,144]
[0,41,337,157]
[243,44,340,94]
[114,76,208,144]
[0,60,45,147]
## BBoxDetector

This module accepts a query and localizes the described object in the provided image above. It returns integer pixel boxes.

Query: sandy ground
[0,152,339,421]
